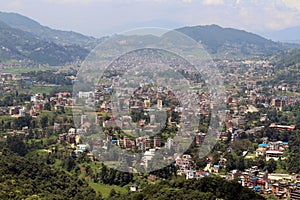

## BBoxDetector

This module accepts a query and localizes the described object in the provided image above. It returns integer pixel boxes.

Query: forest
[109,176,266,200]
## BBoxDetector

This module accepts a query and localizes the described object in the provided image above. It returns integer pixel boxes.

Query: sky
[0,0,300,37]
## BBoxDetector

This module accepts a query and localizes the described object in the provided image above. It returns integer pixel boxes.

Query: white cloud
[202,0,224,5]
[181,0,193,3]
[46,0,194,5]
[281,0,300,11]
[46,0,98,5]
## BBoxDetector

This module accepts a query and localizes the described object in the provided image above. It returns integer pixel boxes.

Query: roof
[266,150,283,154]
[258,143,268,147]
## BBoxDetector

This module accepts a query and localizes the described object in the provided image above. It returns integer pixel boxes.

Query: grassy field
[19,85,55,95]
[88,182,127,198]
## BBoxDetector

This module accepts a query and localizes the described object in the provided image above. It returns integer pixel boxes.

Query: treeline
[0,150,102,200]
[22,69,76,86]
[287,130,300,173]
[93,163,133,186]
[110,176,266,200]
[0,91,31,106]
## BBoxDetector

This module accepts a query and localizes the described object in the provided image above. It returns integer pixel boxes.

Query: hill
[0,20,88,66]
[176,24,288,57]
[264,26,300,44]
[0,12,297,65]
[0,11,98,49]
[0,150,101,200]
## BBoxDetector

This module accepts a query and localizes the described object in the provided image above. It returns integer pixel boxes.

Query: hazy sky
[1,0,300,37]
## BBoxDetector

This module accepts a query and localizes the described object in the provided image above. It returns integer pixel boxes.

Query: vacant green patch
[88,182,127,198]
[25,149,49,157]
[19,85,56,95]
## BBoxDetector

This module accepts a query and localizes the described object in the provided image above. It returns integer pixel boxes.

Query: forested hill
[0,150,101,200]
[0,20,89,66]
[272,49,300,68]
[0,11,98,49]
[176,24,290,57]
[0,11,298,65]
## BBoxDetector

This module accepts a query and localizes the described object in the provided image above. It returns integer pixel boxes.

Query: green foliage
[6,135,28,156]
[264,159,277,173]
[0,150,101,200]
[0,92,31,107]
[0,20,88,65]
[111,176,265,200]
[176,24,284,56]
[287,130,300,173]
[0,11,98,49]
[94,163,133,187]
[22,70,75,86]
[274,49,300,69]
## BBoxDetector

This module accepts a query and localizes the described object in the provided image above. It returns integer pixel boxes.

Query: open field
[88,182,127,198]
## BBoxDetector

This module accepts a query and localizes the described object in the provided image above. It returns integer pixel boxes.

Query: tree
[6,136,28,156]
[265,159,277,173]
[288,131,300,173]
[109,189,117,198]
[40,115,48,128]
[44,102,51,111]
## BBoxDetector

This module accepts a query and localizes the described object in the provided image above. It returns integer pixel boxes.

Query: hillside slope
[0,20,88,66]
[176,24,287,57]
[0,11,97,49]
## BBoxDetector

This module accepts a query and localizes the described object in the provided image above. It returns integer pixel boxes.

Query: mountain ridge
[263,26,300,44]
[0,19,89,66]
[0,11,98,49]
[0,11,298,65]
[176,24,290,57]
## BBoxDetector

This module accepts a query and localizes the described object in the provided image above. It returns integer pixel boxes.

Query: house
[290,189,300,200]
[130,185,139,192]
[266,150,284,161]
[269,123,296,131]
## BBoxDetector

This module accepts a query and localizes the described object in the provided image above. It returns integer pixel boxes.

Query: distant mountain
[0,12,99,49]
[263,26,300,44]
[0,11,297,65]
[176,24,290,57]
[0,20,89,66]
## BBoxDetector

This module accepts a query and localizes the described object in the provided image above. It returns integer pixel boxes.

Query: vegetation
[287,130,300,173]
[0,150,102,200]
[110,176,266,200]
[176,24,286,56]
[0,20,88,65]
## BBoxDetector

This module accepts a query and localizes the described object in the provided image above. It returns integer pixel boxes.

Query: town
[1,47,300,199]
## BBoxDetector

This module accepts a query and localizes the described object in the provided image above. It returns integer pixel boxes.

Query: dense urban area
[0,46,300,199]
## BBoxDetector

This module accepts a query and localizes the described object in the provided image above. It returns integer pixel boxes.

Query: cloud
[202,0,224,5]
[281,0,300,11]
[46,0,97,5]
[181,0,193,3]
[46,0,195,5]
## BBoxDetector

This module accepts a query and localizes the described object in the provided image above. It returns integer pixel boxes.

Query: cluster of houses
[225,168,300,199]
[255,141,289,161]
[171,150,300,199]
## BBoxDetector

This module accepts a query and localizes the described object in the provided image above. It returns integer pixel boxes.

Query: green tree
[265,159,277,173]
[6,136,28,156]
[44,102,51,111]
